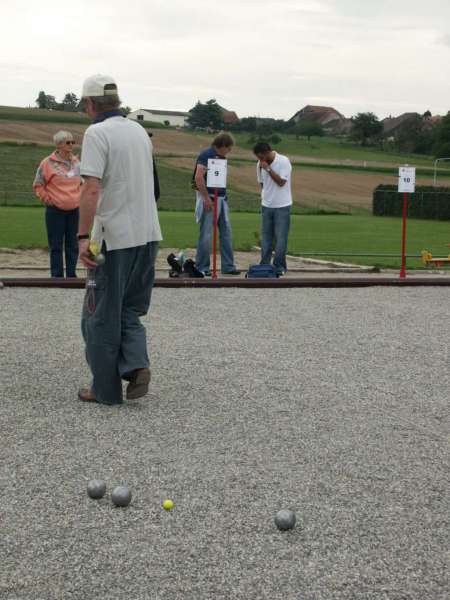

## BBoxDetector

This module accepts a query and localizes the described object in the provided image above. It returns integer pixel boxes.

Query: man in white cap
[77,74,162,405]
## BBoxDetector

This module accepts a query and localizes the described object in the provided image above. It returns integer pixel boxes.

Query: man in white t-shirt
[254,142,293,275]
[77,74,162,406]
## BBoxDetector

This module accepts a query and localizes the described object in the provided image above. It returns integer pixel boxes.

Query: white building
[128,109,189,127]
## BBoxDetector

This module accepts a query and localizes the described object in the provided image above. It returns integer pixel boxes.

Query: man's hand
[203,196,213,212]
[260,160,270,171]
[78,239,97,269]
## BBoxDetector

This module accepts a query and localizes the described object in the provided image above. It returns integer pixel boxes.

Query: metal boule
[94,253,105,266]
[87,479,106,500]
[111,485,132,507]
[274,509,296,531]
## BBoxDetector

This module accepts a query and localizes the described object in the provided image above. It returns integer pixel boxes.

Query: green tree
[35,91,58,110]
[350,112,383,146]
[292,121,324,141]
[47,96,58,110]
[187,99,224,129]
[122,106,132,115]
[61,92,79,112]
[237,116,257,132]
[395,114,435,155]
[433,112,450,158]
[36,91,47,109]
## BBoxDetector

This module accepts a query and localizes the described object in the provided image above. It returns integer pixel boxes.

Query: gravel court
[0,287,449,600]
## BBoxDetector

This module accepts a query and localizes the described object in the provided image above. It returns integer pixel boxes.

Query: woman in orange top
[33,130,82,277]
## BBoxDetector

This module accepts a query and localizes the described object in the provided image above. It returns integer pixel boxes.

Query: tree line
[188,99,450,158]
[35,91,131,114]
[34,92,450,158]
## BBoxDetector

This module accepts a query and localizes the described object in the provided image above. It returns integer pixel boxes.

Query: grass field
[2,206,450,269]
[2,142,448,214]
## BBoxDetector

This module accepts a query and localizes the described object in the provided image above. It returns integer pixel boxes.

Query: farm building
[290,105,345,125]
[128,105,239,127]
[382,113,420,139]
[218,106,239,125]
[128,109,189,127]
[289,105,350,134]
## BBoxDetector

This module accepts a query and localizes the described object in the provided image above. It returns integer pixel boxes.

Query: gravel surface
[0,287,449,600]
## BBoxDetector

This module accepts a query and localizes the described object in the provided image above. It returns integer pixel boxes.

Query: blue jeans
[45,205,79,277]
[195,197,236,273]
[81,241,158,405]
[260,205,291,274]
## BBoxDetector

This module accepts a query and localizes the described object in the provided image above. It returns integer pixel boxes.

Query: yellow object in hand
[162,499,174,511]
[89,241,101,257]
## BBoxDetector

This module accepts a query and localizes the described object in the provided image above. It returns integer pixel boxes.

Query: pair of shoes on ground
[167,254,204,278]
[78,368,151,403]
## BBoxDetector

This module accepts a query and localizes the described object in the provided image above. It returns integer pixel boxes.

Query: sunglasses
[65,141,75,145]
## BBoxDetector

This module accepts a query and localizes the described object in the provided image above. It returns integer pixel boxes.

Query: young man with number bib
[77,74,162,405]
[253,142,293,276]
[193,132,240,276]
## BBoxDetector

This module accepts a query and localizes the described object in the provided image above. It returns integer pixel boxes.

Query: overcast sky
[1,0,449,120]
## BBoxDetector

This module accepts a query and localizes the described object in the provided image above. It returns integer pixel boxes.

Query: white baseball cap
[82,74,118,98]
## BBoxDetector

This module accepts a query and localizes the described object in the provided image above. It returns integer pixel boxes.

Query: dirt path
[0,247,374,278]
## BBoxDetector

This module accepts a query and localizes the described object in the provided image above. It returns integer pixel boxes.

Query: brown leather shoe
[78,388,97,402]
[126,368,151,400]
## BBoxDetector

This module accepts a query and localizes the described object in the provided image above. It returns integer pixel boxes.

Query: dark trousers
[45,206,79,278]
[81,242,159,405]
[260,205,291,274]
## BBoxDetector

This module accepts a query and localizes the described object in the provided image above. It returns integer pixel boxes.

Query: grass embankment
[0,143,318,213]
[233,133,436,167]
[0,106,90,125]
[0,143,264,211]
[2,206,449,269]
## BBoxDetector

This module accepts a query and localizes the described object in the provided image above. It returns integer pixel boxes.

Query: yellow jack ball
[89,241,100,257]
[162,499,174,511]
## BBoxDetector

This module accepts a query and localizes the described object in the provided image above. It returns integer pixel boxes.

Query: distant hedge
[373,184,450,220]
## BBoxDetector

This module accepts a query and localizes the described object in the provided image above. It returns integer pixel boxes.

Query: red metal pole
[212,188,219,280]
[400,192,408,279]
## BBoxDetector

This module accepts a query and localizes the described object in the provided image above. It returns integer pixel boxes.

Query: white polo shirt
[80,116,162,250]
[256,152,293,208]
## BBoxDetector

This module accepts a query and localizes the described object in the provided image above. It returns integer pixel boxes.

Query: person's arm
[195,164,213,211]
[78,176,101,268]
[78,129,107,267]
[259,160,287,187]
[33,162,52,204]
[256,162,263,190]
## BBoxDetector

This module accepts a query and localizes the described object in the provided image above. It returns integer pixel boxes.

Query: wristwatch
[266,167,272,173]
[77,233,89,240]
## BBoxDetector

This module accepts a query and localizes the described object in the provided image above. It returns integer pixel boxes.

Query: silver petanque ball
[87,479,107,500]
[94,253,106,266]
[274,509,296,531]
[111,485,132,507]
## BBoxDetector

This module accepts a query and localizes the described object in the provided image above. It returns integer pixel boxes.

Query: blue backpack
[246,264,279,278]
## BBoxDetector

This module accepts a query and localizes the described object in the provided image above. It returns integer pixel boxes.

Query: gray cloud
[0,0,450,118]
